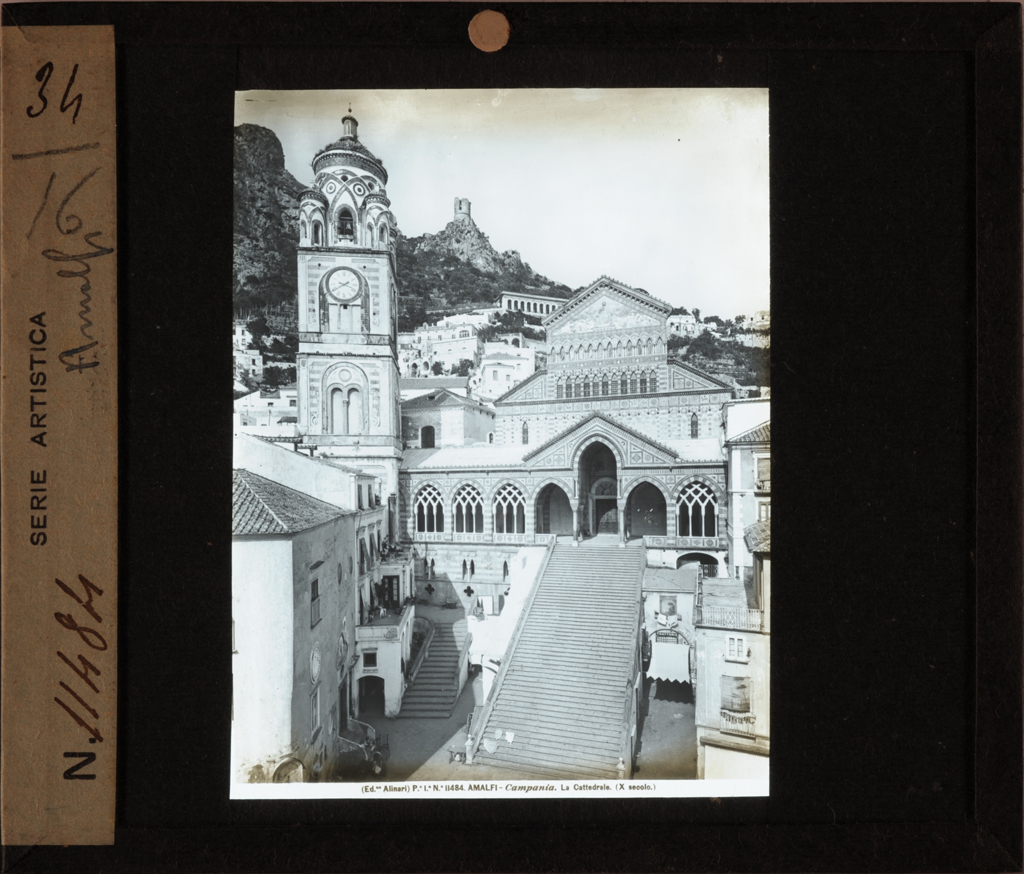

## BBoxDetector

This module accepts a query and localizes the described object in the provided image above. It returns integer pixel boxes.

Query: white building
[472,348,536,401]
[667,313,699,337]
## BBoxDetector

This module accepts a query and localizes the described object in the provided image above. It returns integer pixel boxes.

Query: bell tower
[295,115,402,495]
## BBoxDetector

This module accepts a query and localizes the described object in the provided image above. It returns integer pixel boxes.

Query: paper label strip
[1,24,117,847]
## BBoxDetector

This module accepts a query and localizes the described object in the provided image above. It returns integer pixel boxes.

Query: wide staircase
[471,542,644,779]
[399,622,465,718]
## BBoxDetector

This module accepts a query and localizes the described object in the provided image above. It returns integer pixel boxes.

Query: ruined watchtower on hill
[453,197,473,223]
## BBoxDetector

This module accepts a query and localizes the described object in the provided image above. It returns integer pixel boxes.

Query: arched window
[620,376,628,395]
[678,482,717,537]
[615,341,623,358]
[312,221,323,246]
[626,340,634,357]
[690,413,699,438]
[359,540,368,576]
[379,224,388,247]
[470,560,475,578]
[421,425,435,449]
[565,382,573,399]
[300,219,307,241]
[337,209,354,240]
[630,375,638,394]
[556,381,564,400]
[415,485,444,533]
[639,376,647,393]
[646,338,654,355]
[347,387,363,434]
[583,380,591,398]
[650,372,658,393]
[365,223,375,246]
[453,485,484,533]
[488,432,494,444]
[462,559,468,580]
[522,421,529,444]
[459,330,470,338]
[493,483,526,535]
[601,379,609,396]
[503,561,509,581]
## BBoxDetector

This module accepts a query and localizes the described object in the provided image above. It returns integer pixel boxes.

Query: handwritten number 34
[26,62,83,124]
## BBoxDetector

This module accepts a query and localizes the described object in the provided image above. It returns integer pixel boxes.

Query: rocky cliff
[233,124,303,318]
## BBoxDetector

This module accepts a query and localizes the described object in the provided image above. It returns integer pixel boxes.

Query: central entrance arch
[577,441,618,536]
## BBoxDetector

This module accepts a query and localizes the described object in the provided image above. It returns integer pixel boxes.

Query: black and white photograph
[230,88,770,798]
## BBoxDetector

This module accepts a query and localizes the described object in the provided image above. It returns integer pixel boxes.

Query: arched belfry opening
[577,442,618,536]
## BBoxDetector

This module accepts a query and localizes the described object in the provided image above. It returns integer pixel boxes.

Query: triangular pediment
[523,413,681,469]
[544,277,670,339]
[668,360,733,392]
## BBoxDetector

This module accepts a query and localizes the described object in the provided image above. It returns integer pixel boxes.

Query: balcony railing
[720,709,757,738]
[695,604,763,631]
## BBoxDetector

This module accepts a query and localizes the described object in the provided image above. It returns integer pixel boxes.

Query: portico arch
[535,483,573,535]
[624,480,668,538]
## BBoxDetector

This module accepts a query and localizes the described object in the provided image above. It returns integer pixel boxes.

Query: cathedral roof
[233,469,346,536]
[401,445,528,470]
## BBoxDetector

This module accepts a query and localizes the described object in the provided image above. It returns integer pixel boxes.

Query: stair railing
[468,537,557,761]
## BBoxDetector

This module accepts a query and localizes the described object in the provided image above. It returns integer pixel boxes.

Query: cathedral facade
[294,118,738,600]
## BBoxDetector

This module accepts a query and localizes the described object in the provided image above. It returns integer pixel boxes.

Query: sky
[235,89,769,318]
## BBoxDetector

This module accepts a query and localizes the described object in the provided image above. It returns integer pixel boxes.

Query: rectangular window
[556,384,564,399]
[621,378,628,395]
[290,399,297,407]
[601,380,609,395]
[758,502,771,522]
[566,383,573,399]
[311,686,321,734]
[630,378,638,394]
[756,457,771,490]
[727,636,747,660]
[721,675,751,712]
[650,374,658,392]
[639,377,647,393]
[363,651,377,668]
[583,382,590,398]
[310,579,321,627]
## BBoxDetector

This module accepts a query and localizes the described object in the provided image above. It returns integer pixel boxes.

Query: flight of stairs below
[399,622,464,718]
[472,543,643,779]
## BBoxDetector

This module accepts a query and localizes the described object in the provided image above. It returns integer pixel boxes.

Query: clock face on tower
[323,266,362,303]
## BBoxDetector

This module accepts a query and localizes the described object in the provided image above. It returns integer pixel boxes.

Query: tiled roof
[728,420,771,445]
[401,389,473,411]
[474,544,644,779]
[399,377,468,390]
[233,469,345,536]
[744,519,771,554]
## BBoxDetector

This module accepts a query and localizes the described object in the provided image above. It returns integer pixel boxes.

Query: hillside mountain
[233,124,303,318]
[232,124,574,328]
[397,215,574,330]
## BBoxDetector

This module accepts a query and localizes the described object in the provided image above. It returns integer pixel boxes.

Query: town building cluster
[232,116,770,785]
